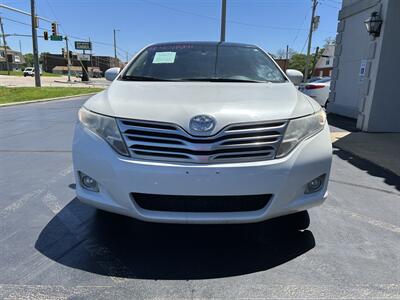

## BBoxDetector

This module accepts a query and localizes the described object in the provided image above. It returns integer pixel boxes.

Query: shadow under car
[35,198,315,280]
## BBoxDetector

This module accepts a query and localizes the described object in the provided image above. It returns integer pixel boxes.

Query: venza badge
[189,115,216,134]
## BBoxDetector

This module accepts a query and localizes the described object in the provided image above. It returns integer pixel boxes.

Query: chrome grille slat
[117,118,287,163]
[225,125,286,134]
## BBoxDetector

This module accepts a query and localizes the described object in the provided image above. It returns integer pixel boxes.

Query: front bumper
[72,123,332,224]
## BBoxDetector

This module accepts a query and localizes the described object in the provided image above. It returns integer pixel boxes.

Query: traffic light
[51,22,58,36]
[43,31,48,41]
[62,48,65,58]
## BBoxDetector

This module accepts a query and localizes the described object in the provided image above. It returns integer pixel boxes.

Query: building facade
[0,47,25,71]
[329,0,400,132]
[41,52,122,75]
[313,44,335,77]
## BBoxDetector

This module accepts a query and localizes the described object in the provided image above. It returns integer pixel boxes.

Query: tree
[276,47,297,59]
[23,53,34,67]
[288,53,314,74]
[323,37,336,48]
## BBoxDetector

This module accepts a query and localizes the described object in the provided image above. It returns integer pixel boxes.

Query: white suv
[73,42,332,226]
[23,67,42,77]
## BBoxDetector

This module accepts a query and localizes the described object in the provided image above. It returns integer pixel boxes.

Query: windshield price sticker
[152,52,177,64]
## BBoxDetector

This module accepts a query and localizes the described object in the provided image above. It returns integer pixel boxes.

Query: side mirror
[286,69,304,86]
[105,67,121,81]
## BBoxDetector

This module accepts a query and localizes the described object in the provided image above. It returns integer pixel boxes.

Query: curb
[0,92,99,107]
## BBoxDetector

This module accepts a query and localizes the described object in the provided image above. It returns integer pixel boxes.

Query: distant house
[274,58,289,71]
[0,47,25,71]
[313,44,335,77]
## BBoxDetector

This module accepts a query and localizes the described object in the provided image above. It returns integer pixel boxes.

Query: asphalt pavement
[0,96,399,299]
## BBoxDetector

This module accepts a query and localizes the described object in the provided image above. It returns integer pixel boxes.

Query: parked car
[23,67,42,77]
[298,76,322,89]
[73,42,332,228]
[299,77,331,107]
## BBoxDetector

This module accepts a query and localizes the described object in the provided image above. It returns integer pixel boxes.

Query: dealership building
[328,0,400,132]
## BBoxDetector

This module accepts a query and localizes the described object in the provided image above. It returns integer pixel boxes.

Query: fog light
[79,172,99,192]
[305,175,325,194]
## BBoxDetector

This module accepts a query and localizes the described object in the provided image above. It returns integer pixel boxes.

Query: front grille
[117,118,287,163]
[132,193,272,213]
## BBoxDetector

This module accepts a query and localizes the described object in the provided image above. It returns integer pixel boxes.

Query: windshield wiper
[120,75,172,81]
[177,78,268,83]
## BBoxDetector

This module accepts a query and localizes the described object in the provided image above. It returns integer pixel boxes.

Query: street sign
[75,41,92,51]
[50,35,63,41]
[77,53,91,61]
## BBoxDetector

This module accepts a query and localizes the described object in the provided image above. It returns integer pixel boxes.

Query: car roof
[149,41,258,48]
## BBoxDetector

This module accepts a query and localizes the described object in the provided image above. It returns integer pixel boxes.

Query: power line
[44,0,129,56]
[292,9,310,47]
[1,14,128,53]
[140,0,311,32]
[319,0,341,9]
[0,16,48,31]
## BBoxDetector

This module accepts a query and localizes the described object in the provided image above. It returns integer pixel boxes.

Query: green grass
[0,87,103,105]
[0,70,62,77]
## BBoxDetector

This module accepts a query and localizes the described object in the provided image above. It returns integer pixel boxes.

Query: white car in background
[23,67,42,77]
[73,42,332,228]
[300,77,331,107]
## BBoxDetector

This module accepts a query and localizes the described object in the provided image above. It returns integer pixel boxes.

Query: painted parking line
[327,194,400,234]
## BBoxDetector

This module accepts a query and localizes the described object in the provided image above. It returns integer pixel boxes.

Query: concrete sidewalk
[329,114,400,176]
[0,75,109,88]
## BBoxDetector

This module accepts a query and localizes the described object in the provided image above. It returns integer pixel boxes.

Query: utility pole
[113,29,118,60]
[89,37,93,70]
[311,46,320,76]
[0,16,10,75]
[304,0,318,82]
[65,36,71,82]
[220,0,227,42]
[19,40,22,54]
[30,0,41,87]
[285,44,289,71]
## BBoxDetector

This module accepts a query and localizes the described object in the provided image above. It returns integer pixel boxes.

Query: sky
[0,0,342,60]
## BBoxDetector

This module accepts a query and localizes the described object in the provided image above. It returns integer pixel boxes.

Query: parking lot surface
[0,96,399,299]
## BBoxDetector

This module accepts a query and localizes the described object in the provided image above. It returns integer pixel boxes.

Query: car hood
[85,81,317,134]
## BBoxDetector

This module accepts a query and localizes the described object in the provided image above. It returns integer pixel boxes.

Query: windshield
[122,43,286,83]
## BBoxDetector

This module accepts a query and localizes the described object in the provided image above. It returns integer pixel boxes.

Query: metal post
[0,17,10,75]
[113,29,117,60]
[304,0,318,82]
[30,0,41,87]
[65,36,71,82]
[311,46,320,77]
[285,44,289,71]
[89,37,93,70]
[220,0,227,42]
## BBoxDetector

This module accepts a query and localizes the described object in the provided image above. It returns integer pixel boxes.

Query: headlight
[78,107,130,156]
[276,110,326,158]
